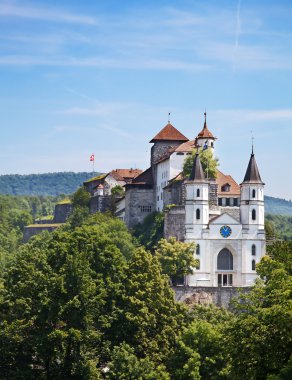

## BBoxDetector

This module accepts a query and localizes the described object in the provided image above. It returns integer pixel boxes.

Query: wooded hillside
[0,172,101,196]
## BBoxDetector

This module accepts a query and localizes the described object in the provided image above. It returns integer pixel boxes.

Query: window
[252,189,256,198]
[252,244,256,256]
[252,260,256,271]
[221,183,231,192]
[196,260,200,270]
[218,274,233,286]
[218,198,222,206]
[196,208,200,220]
[211,142,214,148]
[138,205,152,213]
[176,152,184,155]
[233,198,238,206]
[217,248,233,270]
[196,188,200,197]
[196,244,200,255]
[226,198,230,206]
[252,209,256,220]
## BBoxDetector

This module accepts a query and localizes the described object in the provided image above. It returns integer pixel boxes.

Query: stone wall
[23,224,62,242]
[220,206,240,221]
[125,187,154,228]
[151,141,182,165]
[173,286,250,309]
[164,205,185,241]
[54,203,73,223]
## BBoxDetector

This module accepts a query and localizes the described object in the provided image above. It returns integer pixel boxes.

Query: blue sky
[0,0,291,199]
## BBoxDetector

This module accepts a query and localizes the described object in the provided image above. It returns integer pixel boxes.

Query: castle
[111,113,265,288]
[26,113,266,289]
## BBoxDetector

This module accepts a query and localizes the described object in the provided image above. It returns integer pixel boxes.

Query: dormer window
[221,183,231,192]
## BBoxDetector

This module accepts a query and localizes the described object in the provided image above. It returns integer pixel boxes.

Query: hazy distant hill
[0,172,101,196]
[265,196,292,216]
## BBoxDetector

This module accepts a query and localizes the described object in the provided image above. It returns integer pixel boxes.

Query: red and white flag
[90,154,95,162]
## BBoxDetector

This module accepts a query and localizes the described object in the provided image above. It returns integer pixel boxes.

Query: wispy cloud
[0,54,211,71]
[0,1,96,25]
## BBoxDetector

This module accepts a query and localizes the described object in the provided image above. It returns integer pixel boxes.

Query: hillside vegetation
[0,172,101,196]
[265,195,292,215]
[0,202,291,378]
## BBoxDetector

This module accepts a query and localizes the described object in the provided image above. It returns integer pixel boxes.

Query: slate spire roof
[197,112,215,139]
[150,123,188,143]
[242,149,264,184]
[189,152,206,181]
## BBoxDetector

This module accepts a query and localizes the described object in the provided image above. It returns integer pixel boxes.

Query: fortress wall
[173,286,250,309]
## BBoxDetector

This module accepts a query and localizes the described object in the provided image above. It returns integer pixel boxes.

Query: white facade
[156,152,189,211]
[185,213,265,287]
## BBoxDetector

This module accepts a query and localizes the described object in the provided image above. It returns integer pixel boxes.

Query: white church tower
[185,152,209,240]
[195,112,217,155]
[240,147,265,231]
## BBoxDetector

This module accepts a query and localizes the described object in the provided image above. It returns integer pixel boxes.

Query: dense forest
[0,192,291,379]
[0,172,101,196]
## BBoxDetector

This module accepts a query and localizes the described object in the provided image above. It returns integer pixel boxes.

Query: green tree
[0,213,186,378]
[224,241,292,379]
[110,185,125,197]
[132,212,164,251]
[183,148,219,179]
[108,343,170,379]
[155,237,198,285]
[169,320,227,380]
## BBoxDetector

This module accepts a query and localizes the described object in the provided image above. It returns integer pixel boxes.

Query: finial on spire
[168,112,170,124]
[251,130,254,154]
[204,110,207,127]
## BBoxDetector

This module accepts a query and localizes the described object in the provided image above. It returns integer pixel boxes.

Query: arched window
[252,244,256,256]
[211,142,214,148]
[252,209,256,221]
[217,249,233,270]
[196,244,200,255]
[196,208,200,220]
[196,188,200,197]
[252,189,256,198]
[252,260,256,271]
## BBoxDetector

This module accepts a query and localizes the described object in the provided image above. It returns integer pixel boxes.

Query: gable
[209,213,241,225]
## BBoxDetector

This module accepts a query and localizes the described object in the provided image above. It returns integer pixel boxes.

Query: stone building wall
[173,286,250,309]
[124,187,154,228]
[151,141,181,165]
[54,203,73,223]
[164,205,185,241]
[23,224,62,242]
[220,206,240,221]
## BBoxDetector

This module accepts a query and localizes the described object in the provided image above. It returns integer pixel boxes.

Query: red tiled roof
[197,115,215,139]
[174,140,197,152]
[216,170,240,196]
[109,169,143,182]
[150,123,189,143]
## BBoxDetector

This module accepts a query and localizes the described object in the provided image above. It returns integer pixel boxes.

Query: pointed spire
[189,152,206,181]
[242,151,264,184]
[197,111,215,139]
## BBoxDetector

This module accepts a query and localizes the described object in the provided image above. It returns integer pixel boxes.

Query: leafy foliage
[155,237,198,285]
[223,241,292,380]
[0,213,187,378]
[183,148,219,179]
[132,212,164,251]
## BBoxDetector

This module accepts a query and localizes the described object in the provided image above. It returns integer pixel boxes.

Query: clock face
[220,225,232,238]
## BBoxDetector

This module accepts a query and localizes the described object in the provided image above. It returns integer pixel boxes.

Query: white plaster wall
[156,159,171,211]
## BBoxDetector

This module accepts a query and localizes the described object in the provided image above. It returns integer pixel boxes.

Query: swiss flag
[90,154,95,161]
